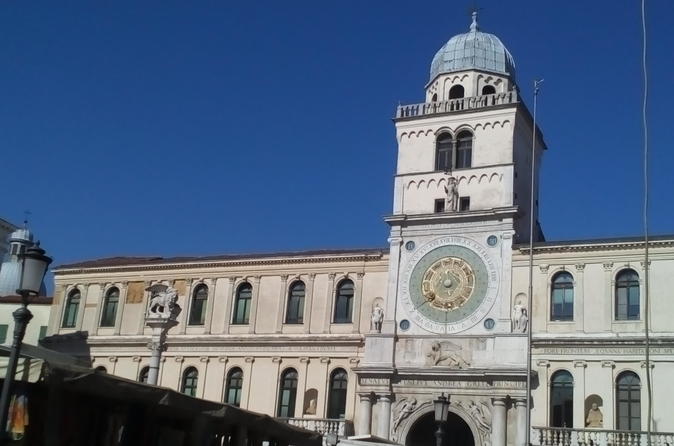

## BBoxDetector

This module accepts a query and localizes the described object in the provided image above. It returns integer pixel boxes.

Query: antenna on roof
[22,210,31,228]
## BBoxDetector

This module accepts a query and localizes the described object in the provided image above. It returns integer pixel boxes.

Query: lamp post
[0,243,52,438]
[433,393,450,446]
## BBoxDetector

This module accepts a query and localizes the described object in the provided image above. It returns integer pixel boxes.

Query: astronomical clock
[399,235,500,334]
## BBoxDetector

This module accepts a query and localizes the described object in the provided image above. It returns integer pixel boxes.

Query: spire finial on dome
[470,9,479,32]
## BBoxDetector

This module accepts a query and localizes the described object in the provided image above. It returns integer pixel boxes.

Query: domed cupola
[429,12,516,83]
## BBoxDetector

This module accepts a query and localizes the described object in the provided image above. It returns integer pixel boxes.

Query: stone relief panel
[425,341,470,368]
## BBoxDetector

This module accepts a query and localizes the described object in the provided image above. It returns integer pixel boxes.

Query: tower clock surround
[400,235,500,334]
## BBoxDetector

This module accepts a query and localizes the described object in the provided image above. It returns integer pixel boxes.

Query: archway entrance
[406,411,474,446]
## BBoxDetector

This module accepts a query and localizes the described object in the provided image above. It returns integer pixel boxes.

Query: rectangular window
[434,199,445,213]
[459,197,470,211]
[0,324,8,344]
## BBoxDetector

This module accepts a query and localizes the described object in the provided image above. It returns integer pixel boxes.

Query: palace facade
[44,14,674,446]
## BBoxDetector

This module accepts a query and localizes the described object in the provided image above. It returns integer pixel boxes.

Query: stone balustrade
[395,91,518,119]
[281,418,348,444]
[532,426,674,446]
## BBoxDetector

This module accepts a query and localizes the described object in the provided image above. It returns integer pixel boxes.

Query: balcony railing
[395,91,518,119]
[532,426,674,446]
[280,418,350,443]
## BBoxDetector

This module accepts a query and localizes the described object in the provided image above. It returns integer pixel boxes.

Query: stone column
[145,316,178,385]
[573,361,587,428]
[574,264,585,332]
[323,273,336,333]
[303,274,316,334]
[113,282,128,335]
[491,397,508,446]
[248,276,261,334]
[514,398,527,446]
[357,393,373,436]
[204,278,217,334]
[352,273,364,333]
[602,263,614,331]
[377,394,392,440]
[275,275,289,332]
[222,278,235,334]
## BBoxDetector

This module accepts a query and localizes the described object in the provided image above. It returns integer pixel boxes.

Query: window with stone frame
[100,287,119,327]
[188,284,208,325]
[182,367,198,397]
[615,269,640,320]
[435,133,453,172]
[225,367,243,407]
[333,279,354,323]
[550,272,574,321]
[327,368,348,419]
[616,371,641,431]
[232,283,252,325]
[285,281,305,324]
[550,370,573,427]
[277,368,298,417]
[62,289,81,328]
[455,130,473,169]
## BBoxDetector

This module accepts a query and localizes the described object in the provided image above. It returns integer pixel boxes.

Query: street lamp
[0,243,52,438]
[433,393,450,446]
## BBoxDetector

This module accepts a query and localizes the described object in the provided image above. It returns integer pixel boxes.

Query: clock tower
[356,13,546,446]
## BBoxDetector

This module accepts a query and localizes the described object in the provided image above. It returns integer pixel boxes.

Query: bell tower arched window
[435,133,453,172]
[615,269,640,320]
[551,272,574,321]
[482,85,496,95]
[449,85,465,99]
[455,131,473,169]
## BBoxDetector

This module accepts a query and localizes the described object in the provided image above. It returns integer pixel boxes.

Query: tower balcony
[395,91,518,120]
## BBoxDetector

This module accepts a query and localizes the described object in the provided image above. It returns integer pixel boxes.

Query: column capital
[378,393,392,402]
[513,398,527,407]
[491,397,508,406]
[538,264,550,273]
[358,392,373,402]
[603,262,614,271]
[575,263,586,272]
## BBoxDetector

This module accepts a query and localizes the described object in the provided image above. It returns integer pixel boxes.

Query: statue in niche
[303,388,318,415]
[371,304,384,333]
[425,341,470,368]
[512,303,528,333]
[444,176,459,212]
[146,284,181,319]
[586,403,603,428]
[392,397,417,432]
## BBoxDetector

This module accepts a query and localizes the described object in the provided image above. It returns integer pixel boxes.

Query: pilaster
[353,273,365,333]
[323,273,336,333]
[204,278,217,334]
[275,275,289,333]
[248,276,261,334]
[303,274,316,334]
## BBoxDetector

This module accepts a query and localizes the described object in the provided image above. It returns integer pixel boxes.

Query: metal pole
[435,420,445,446]
[526,79,543,446]
[0,294,33,442]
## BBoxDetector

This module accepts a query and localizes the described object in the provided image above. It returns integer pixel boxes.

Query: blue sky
[2,1,673,268]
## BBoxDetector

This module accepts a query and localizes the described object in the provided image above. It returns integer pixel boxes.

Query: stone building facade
[45,14,673,446]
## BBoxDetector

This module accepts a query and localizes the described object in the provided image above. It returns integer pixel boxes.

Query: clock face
[400,236,499,334]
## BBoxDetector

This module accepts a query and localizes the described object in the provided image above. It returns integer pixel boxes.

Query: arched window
[616,269,640,320]
[182,367,198,397]
[616,371,641,431]
[327,368,348,419]
[225,367,244,407]
[285,281,305,324]
[188,284,208,325]
[232,283,252,325]
[334,279,354,323]
[277,368,298,417]
[435,133,453,172]
[482,85,496,95]
[455,130,473,169]
[62,289,81,328]
[431,93,438,102]
[449,85,465,99]
[551,272,574,321]
[95,366,107,373]
[550,370,573,427]
[139,366,150,383]
[100,287,119,327]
